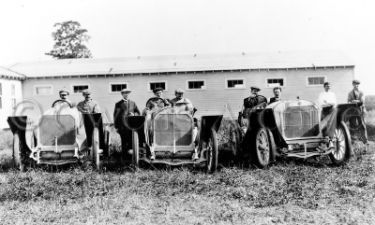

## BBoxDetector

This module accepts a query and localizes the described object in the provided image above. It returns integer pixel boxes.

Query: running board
[284,150,332,159]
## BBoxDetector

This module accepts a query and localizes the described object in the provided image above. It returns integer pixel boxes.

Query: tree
[46,20,92,59]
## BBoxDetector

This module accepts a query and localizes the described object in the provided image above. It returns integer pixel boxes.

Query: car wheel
[253,128,272,168]
[132,131,139,168]
[12,132,25,172]
[329,122,351,165]
[206,129,218,173]
[91,127,101,170]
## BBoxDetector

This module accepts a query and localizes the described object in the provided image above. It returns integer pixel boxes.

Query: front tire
[252,128,272,168]
[329,122,351,165]
[206,129,218,173]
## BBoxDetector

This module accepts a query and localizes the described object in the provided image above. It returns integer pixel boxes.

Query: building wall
[21,67,354,122]
[0,79,23,128]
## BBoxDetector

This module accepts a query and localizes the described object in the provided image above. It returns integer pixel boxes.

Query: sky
[0,0,375,93]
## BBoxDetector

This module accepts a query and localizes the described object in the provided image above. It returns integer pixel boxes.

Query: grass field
[0,116,375,224]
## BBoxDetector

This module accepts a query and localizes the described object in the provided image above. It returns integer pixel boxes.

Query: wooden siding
[21,67,354,122]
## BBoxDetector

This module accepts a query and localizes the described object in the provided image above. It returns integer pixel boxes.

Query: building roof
[0,66,25,80]
[9,50,354,78]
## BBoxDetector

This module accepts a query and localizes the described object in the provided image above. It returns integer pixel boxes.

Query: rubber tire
[206,129,219,173]
[91,127,101,170]
[329,122,352,166]
[12,132,25,172]
[132,131,139,168]
[252,127,272,168]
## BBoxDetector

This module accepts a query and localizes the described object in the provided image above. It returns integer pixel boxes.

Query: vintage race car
[125,98,223,172]
[227,99,366,168]
[7,100,108,171]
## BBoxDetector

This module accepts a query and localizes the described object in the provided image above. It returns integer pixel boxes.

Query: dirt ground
[0,140,374,225]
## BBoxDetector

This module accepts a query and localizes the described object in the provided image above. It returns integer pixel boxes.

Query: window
[188,81,205,89]
[72,85,89,93]
[307,76,325,86]
[110,83,128,93]
[34,85,53,95]
[267,78,284,87]
[227,79,244,88]
[149,82,166,91]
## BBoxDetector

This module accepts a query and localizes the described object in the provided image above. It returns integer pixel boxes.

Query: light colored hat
[82,89,91,95]
[175,88,184,94]
[121,89,131,93]
[352,79,360,84]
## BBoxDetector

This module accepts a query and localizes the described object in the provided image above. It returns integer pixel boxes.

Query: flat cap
[352,79,360,84]
[323,82,331,86]
[250,86,261,91]
[175,88,184,94]
[59,88,70,95]
[121,89,131,93]
[153,87,164,93]
[82,89,91,95]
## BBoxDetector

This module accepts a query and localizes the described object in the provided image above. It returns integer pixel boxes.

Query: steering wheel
[51,99,73,108]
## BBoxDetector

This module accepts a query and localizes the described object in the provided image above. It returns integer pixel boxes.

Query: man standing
[77,89,100,113]
[347,79,368,144]
[269,87,282,104]
[318,82,337,148]
[113,89,140,159]
[348,79,365,105]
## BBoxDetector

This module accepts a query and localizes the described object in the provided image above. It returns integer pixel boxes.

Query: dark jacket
[113,99,140,130]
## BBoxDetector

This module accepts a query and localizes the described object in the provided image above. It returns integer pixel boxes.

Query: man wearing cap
[113,89,141,158]
[77,90,100,114]
[145,87,170,110]
[348,80,365,105]
[52,88,73,108]
[269,87,282,104]
[317,82,337,149]
[347,79,368,144]
[242,86,267,116]
[170,88,194,113]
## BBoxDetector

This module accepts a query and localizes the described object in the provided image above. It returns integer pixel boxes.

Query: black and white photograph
[0,0,374,224]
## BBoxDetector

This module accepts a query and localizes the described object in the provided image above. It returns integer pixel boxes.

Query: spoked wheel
[206,129,218,173]
[12,132,25,172]
[329,122,351,165]
[91,127,102,170]
[132,131,140,168]
[252,128,272,168]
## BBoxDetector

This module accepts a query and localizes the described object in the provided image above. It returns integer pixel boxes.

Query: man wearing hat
[113,89,141,158]
[77,89,100,114]
[170,88,194,112]
[347,79,368,144]
[348,79,365,105]
[53,88,73,108]
[145,87,170,110]
[242,86,267,116]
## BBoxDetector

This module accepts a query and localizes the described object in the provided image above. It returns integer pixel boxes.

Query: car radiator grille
[154,114,193,146]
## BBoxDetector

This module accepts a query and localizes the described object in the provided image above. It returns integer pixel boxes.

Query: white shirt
[318,91,337,108]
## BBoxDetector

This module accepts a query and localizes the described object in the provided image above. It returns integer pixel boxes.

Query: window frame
[225,78,246,89]
[109,82,129,94]
[33,84,53,96]
[306,76,327,87]
[186,79,206,91]
[265,77,285,88]
[148,81,168,92]
[0,82,2,109]
[71,84,90,94]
